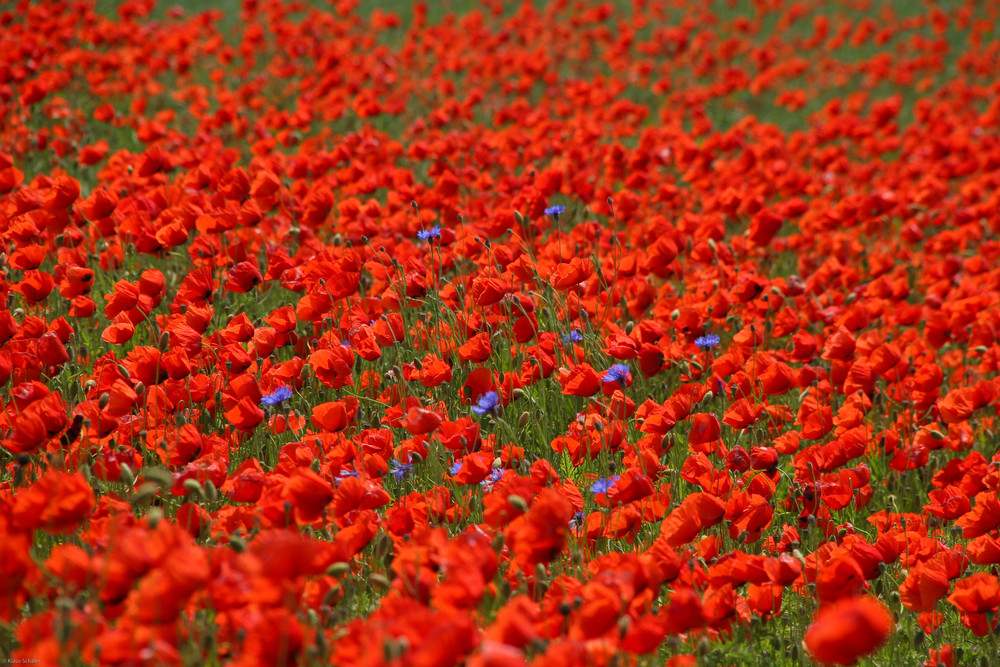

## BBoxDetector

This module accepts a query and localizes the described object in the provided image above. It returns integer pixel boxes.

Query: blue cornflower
[336,469,361,485]
[545,205,566,218]
[569,511,585,530]
[417,225,441,240]
[562,329,584,344]
[695,334,721,349]
[472,391,500,416]
[260,385,293,406]
[590,476,620,494]
[481,467,504,491]
[389,459,414,481]
[602,363,631,384]
[450,460,463,475]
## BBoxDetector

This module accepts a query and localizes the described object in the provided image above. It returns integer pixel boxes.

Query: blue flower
[389,459,414,481]
[417,225,441,240]
[481,467,504,490]
[545,205,566,218]
[450,460,463,475]
[472,391,500,416]
[336,469,360,485]
[602,363,630,384]
[562,329,584,343]
[260,386,293,406]
[695,334,721,349]
[569,511,585,530]
[590,476,620,494]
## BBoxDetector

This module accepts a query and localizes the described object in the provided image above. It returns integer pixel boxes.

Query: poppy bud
[513,210,523,225]
[535,563,547,582]
[134,382,145,396]
[618,615,631,639]
[183,478,205,499]
[229,535,246,553]
[98,392,110,409]
[327,562,351,577]
[518,412,530,427]
[147,507,163,529]
[310,459,321,472]
[204,479,218,502]
[130,482,159,507]
[508,495,528,512]
[120,463,135,487]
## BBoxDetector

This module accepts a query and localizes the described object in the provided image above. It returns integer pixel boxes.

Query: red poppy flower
[804,596,893,665]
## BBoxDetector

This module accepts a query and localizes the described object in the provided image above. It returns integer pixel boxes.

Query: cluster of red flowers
[2,0,1000,665]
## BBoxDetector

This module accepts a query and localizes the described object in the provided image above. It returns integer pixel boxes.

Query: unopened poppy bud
[85,379,96,391]
[229,535,246,553]
[182,478,205,499]
[512,388,525,399]
[120,463,135,487]
[310,459,321,472]
[130,482,158,507]
[491,533,505,552]
[535,563,547,581]
[518,411,530,428]
[134,382,145,396]
[513,210,524,225]
[370,573,390,590]
[707,238,717,252]
[372,533,392,561]
[409,452,423,464]
[158,330,170,350]
[670,309,680,320]
[625,320,634,333]
[929,430,945,440]
[327,562,351,577]
[618,615,631,639]
[593,420,604,433]
[508,495,529,512]
[492,457,502,469]
[147,507,164,529]
[973,345,989,354]
[204,479,218,502]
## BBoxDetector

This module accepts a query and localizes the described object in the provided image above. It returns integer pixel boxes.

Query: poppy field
[3,0,1000,664]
